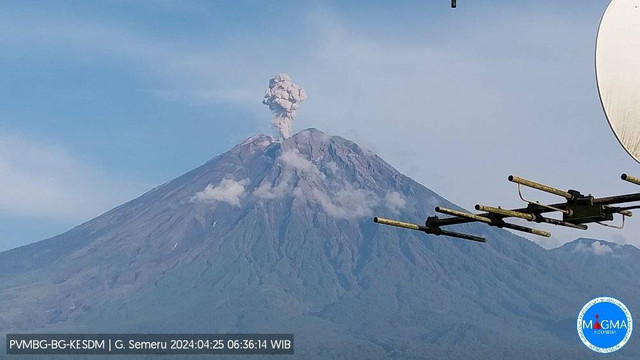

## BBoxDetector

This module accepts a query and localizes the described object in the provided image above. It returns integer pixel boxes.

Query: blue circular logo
[577,297,633,353]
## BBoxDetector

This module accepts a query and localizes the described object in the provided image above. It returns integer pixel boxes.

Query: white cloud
[251,146,379,218]
[256,148,380,219]
[590,241,614,256]
[192,178,249,206]
[294,186,377,219]
[573,241,614,256]
[0,132,147,221]
[313,187,377,219]
[385,191,407,214]
[279,149,326,179]
[325,161,340,174]
[254,150,326,200]
[254,172,293,200]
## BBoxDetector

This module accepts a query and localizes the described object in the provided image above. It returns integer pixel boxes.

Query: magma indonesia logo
[577,297,633,353]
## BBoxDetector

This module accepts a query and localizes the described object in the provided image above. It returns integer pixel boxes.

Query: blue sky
[2,0,638,251]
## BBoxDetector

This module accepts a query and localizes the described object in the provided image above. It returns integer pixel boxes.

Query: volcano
[1,129,638,359]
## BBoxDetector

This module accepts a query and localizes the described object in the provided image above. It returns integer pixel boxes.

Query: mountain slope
[1,129,638,359]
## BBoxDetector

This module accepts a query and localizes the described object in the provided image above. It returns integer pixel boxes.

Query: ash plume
[262,73,307,139]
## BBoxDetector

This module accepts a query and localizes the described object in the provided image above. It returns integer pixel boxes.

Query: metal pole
[373,217,486,243]
[438,229,486,242]
[593,193,640,206]
[436,206,550,237]
[435,206,492,223]
[475,204,536,221]
[621,173,640,186]
[508,175,573,199]
[373,217,426,231]
[499,222,551,237]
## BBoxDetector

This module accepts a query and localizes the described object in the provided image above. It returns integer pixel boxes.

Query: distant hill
[1,129,638,359]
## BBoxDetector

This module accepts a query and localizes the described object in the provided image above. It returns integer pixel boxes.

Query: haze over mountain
[0,129,638,359]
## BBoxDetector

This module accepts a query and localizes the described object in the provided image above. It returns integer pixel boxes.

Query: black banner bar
[6,334,294,355]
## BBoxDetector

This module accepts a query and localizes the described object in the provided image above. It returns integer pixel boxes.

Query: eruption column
[262,73,307,139]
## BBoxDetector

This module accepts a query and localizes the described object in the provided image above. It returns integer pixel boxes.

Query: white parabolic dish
[596,0,640,163]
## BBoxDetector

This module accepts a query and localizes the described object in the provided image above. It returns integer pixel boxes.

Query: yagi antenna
[374,174,640,243]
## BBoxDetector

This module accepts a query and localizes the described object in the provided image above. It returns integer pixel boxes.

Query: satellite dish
[596,0,640,163]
